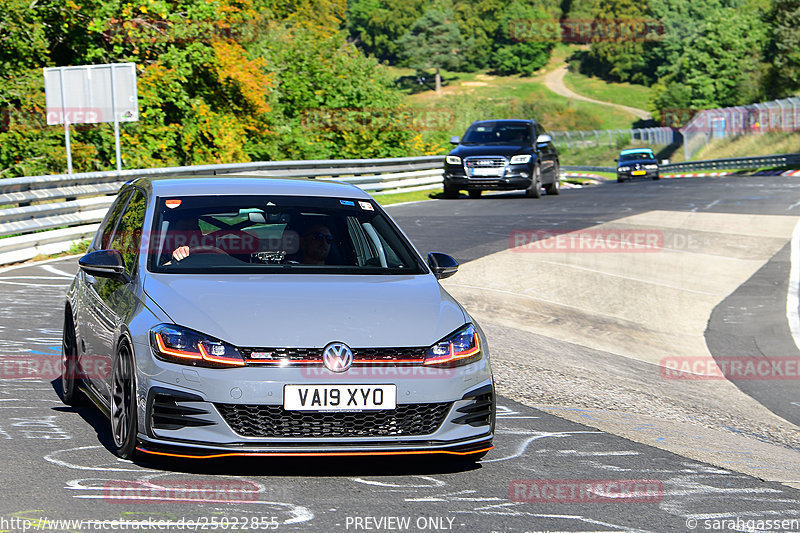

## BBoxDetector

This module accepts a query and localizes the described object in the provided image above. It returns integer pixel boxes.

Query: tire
[652,174,660,180]
[544,163,560,195]
[525,165,542,198]
[617,176,625,183]
[468,190,482,199]
[111,341,139,460]
[61,310,83,406]
[442,184,459,199]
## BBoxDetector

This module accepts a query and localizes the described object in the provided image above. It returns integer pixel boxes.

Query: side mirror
[614,158,618,162]
[79,250,131,284]
[536,134,552,145]
[449,136,460,145]
[428,252,459,280]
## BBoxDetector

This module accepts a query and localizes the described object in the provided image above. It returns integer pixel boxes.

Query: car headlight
[150,324,245,368]
[645,164,658,170]
[618,166,630,172]
[424,324,482,367]
[509,154,531,165]
[445,155,461,165]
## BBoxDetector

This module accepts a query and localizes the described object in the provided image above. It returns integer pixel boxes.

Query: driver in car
[169,222,333,265]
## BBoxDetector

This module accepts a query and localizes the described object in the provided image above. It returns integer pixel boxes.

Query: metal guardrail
[2,152,799,266]
[563,153,800,174]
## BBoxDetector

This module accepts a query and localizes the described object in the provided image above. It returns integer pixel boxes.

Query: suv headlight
[445,156,461,165]
[618,166,631,172]
[645,164,658,170]
[150,324,245,368]
[424,324,482,367]
[510,154,531,165]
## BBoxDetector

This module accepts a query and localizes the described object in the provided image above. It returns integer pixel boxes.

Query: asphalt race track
[2,175,800,532]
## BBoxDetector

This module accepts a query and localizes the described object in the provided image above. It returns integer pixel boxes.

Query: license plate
[284,385,396,411]
[632,170,646,176]
[471,167,503,177]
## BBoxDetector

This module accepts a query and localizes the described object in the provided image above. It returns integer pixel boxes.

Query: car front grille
[465,157,507,168]
[215,402,452,438]
[239,347,427,364]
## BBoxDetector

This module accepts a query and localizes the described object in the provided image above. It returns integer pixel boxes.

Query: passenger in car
[296,223,333,265]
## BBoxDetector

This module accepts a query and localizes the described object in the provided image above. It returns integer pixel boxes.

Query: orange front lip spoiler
[136,445,493,460]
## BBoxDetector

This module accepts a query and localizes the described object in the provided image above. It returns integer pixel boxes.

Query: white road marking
[483,430,602,463]
[0,280,69,288]
[556,450,640,456]
[787,219,800,351]
[351,476,446,488]
[44,446,141,472]
[39,265,75,278]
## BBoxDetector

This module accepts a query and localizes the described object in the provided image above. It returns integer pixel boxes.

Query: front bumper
[444,173,532,191]
[133,341,494,457]
[617,169,659,179]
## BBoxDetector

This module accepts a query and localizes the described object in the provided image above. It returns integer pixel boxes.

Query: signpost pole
[58,69,73,174]
[110,64,122,171]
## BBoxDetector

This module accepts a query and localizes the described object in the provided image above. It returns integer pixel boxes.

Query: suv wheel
[442,184,459,199]
[544,163,560,195]
[525,165,542,198]
[468,190,482,199]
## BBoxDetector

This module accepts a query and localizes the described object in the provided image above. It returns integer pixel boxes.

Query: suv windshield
[148,195,426,275]
[462,122,531,145]
[619,152,655,162]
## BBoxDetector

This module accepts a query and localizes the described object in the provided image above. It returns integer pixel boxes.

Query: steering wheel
[189,245,228,255]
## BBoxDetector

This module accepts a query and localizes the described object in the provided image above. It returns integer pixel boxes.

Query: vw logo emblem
[323,342,353,373]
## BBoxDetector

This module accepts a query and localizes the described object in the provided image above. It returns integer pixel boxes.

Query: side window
[93,190,132,252]
[108,189,147,275]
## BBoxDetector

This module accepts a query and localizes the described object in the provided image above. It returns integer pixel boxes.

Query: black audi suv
[443,119,560,199]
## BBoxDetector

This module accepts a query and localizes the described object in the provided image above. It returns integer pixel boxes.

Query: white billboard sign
[43,63,139,172]
[44,63,138,125]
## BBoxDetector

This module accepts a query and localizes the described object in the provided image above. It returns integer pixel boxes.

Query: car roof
[128,175,373,200]
[619,148,655,155]
[470,119,537,126]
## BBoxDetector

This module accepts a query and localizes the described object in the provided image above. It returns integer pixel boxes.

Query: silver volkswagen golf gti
[62,176,495,461]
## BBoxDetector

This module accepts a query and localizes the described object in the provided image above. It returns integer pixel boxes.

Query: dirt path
[543,65,651,120]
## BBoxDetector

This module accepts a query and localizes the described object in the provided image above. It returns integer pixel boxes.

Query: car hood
[449,144,532,158]
[143,273,467,348]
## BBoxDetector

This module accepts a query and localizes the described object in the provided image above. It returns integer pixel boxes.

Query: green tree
[651,7,766,112]
[491,0,557,76]
[398,7,465,93]
[763,0,800,98]
[346,0,426,62]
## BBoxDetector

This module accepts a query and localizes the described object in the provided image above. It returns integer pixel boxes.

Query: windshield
[462,122,531,145]
[148,195,427,275]
[619,152,655,162]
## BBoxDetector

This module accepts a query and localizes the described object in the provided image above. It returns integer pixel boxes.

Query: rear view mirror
[79,250,131,284]
[536,134,552,144]
[449,136,460,145]
[428,252,459,280]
